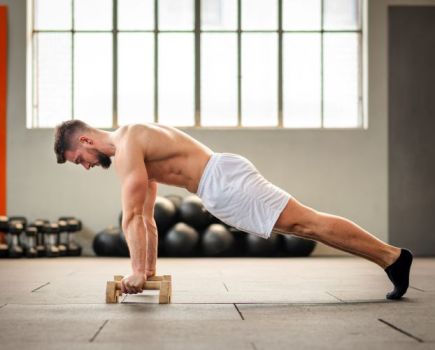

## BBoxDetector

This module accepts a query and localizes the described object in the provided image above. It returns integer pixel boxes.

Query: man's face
[65,147,112,170]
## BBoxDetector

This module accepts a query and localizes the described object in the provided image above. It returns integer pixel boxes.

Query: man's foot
[384,248,413,300]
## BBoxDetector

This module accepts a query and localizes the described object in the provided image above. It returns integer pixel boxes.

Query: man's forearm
[124,215,147,274]
[145,220,158,275]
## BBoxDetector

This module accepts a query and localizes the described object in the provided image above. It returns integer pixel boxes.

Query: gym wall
[0,5,6,216]
[3,0,433,255]
[388,6,435,256]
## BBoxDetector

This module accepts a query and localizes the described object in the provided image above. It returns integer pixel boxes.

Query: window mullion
[195,0,200,127]
[154,0,158,123]
[71,0,75,120]
[278,0,283,127]
[237,0,241,127]
[320,0,324,128]
[112,0,118,128]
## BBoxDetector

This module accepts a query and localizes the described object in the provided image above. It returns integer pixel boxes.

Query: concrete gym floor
[0,257,434,350]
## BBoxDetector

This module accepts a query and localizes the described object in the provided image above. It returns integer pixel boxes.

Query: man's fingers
[120,275,145,294]
[123,284,143,294]
[121,280,134,294]
[133,286,143,294]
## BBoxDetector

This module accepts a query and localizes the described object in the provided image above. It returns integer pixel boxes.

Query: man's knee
[274,198,319,239]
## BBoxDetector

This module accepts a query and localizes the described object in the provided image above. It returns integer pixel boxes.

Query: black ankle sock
[384,248,413,300]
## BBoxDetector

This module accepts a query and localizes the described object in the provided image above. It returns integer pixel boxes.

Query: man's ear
[79,136,93,145]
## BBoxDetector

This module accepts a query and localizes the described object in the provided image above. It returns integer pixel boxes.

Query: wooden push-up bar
[106,275,172,304]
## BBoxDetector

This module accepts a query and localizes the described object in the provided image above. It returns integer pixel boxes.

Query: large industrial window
[28,0,363,128]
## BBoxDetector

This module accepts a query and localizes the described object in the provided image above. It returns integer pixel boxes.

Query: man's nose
[82,163,90,170]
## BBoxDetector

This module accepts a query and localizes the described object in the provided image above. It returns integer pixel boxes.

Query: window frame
[28,0,365,129]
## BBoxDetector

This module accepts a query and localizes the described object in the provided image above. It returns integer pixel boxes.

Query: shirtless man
[54,120,413,300]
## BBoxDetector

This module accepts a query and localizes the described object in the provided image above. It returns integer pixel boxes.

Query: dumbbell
[9,216,27,248]
[57,220,69,256]
[33,219,49,257]
[106,275,172,304]
[24,226,38,258]
[0,216,9,258]
[8,221,24,258]
[65,218,82,256]
[43,222,60,257]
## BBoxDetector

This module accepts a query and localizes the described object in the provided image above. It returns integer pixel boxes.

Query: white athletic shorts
[196,153,292,239]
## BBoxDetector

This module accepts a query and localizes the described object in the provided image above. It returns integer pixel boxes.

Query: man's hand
[121,273,146,294]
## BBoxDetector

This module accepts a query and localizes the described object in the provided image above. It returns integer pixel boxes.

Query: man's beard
[96,150,112,169]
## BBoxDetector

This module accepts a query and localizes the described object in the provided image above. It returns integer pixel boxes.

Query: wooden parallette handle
[106,275,172,304]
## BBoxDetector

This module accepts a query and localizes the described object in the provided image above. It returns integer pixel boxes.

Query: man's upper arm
[117,141,149,228]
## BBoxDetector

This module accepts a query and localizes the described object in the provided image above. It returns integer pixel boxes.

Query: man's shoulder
[114,125,149,163]
[118,124,151,145]
[124,123,148,135]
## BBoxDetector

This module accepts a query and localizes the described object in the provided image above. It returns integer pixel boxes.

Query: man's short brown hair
[54,120,90,163]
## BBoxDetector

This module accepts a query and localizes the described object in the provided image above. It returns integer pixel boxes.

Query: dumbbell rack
[106,275,172,304]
